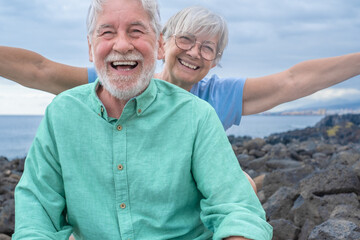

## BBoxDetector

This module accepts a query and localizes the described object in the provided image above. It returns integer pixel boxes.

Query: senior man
[13,0,272,239]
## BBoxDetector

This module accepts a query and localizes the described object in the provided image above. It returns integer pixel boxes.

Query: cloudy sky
[0,0,359,115]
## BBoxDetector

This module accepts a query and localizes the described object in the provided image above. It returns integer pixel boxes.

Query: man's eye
[103,31,114,35]
[98,31,115,38]
[129,29,144,37]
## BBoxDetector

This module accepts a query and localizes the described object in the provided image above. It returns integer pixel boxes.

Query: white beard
[94,50,157,100]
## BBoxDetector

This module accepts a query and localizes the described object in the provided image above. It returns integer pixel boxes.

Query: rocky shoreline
[1,114,360,239]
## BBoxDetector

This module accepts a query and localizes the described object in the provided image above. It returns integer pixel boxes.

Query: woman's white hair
[86,0,162,42]
[162,6,228,65]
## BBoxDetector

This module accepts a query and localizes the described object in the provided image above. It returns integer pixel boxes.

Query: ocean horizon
[0,114,324,160]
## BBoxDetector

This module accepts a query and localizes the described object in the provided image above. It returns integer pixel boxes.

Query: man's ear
[157,33,165,60]
[88,36,94,62]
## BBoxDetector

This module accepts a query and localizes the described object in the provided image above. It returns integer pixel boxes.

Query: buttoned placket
[112,100,136,240]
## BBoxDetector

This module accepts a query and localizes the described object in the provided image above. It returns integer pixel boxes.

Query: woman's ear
[157,33,165,60]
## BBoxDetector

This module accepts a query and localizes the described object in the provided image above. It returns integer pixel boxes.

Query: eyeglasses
[173,34,221,61]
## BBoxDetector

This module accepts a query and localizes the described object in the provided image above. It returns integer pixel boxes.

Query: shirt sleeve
[191,101,272,240]
[190,74,246,130]
[87,67,98,83]
[12,107,73,240]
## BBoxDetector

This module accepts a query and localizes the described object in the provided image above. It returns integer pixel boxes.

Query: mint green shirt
[13,79,272,240]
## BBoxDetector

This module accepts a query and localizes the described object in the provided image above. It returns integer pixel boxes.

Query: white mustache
[105,51,144,62]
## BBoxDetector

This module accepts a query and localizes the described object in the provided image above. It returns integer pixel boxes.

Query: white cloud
[308,88,360,101]
[267,87,360,113]
[0,84,54,115]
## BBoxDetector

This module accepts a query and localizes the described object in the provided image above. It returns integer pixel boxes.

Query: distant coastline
[262,107,360,116]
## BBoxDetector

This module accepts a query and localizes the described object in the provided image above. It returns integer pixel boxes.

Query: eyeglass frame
[172,33,222,61]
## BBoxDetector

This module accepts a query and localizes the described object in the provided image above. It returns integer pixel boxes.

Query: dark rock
[246,156,268,173]
[0,199,15,234]
[329,150,360,166]
[228,135,252,145]
[298,219,316,240]
[265,158,303,170]
[269,219,300,240]
[311,152,331,169]
[262,165,314,200]
[330,204,360,226]
[315,143,336,155]
[308,219,360,240]
[299,165,360,198]
[353,160,360,177]
[236,154,254,168]
[243,138,266,151]
[265,143,290,159]
[248,149,265,158]
[315,114,360,128]
[291,193,359,226]
[263,187,298,220]
[261,144,273,153]
[294,140,319,156]
[0,157,24,236]
[289,150,303,161]
[266,127,323,144]
[0,234,11,240]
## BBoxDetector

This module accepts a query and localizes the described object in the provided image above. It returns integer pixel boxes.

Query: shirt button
[117,164,123,170]
[117,125,122,131]
[138,109,142,114]
[120,203,126,209]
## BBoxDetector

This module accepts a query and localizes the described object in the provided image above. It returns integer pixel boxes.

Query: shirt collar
[133,78,157,116]
[90,78,158,120]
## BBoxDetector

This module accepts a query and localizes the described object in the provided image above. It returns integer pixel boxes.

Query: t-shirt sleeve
[190,74,246,130]
[87,67,98,83]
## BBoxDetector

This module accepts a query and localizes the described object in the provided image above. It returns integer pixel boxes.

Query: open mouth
[178,59,199,70]
[111,61,138,71]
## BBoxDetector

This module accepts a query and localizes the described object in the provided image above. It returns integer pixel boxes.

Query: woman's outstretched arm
[0,46,88,94]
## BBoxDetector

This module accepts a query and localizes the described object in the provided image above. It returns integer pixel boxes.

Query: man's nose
[113,33,134,53]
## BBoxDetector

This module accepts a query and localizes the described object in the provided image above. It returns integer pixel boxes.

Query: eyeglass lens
[175,35,217,61]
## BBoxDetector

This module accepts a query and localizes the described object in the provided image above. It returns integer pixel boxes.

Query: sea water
[0,115,43,159]
[0,115,324,160]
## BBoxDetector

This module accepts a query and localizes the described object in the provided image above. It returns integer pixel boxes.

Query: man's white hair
[86,0,162,42]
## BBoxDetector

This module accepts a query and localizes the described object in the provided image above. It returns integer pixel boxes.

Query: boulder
[263,187,298,220]
[0,199,15,234]
[269,219,300,240]
[291,193,359,226]
[299,165,360,198]
[308,219,360,240]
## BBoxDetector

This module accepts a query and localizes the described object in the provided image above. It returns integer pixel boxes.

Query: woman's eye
[203,45,215,53]
[179,36,193,44]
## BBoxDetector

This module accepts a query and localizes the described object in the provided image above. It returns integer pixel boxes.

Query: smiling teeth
[180,60,197,70]
[113,61,137,66]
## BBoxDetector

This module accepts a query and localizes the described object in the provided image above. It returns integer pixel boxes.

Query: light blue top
[13,79,272,240]
[88,67,246,130]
